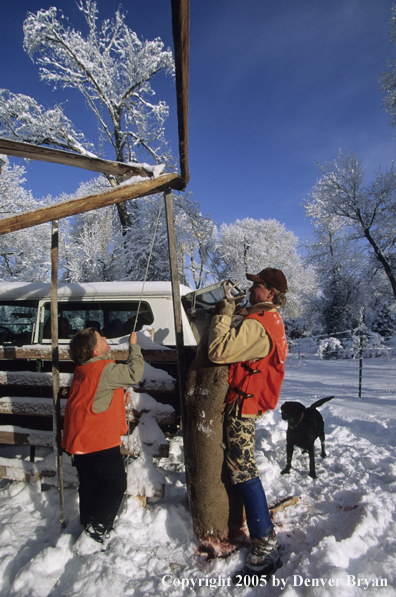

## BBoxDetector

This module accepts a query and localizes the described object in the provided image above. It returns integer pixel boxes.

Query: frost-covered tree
[0,156,51,281]
[59,176,217,285]
[215,218,317,318]
[173,194,219,288]
[309,151,396,298]
[0,1,175,232]
[303,200,366,334]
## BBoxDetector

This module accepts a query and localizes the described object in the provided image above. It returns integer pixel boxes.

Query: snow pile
[128,389,174,418]
[122,411,167,457]
[126,450,165,498]
[0,355,396,596]
[137,361,176,392]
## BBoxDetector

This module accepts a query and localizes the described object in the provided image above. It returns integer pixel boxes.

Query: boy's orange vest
[61,359,128,455]
[227,310,288,416]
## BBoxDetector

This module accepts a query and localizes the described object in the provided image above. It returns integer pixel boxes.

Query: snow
[0,354,396,596]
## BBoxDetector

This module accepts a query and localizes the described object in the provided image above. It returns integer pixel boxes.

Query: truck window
[0,301,37,345]
[41,301,154,340]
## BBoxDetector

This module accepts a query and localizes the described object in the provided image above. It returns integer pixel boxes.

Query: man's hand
[215,298,236,317]
[129,332,138,345]
[124,389,131,406]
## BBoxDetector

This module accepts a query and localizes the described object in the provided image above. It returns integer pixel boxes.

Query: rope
[125,196,163,512]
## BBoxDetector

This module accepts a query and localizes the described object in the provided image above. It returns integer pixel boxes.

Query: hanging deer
[184,283,247,557]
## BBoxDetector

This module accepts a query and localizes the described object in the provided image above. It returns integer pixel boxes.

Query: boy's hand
[129,332,138,345]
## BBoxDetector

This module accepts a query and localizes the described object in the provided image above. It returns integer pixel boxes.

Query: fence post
[358,308,364,399]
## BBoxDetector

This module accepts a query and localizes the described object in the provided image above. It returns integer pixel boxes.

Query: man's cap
[246,268,288,293]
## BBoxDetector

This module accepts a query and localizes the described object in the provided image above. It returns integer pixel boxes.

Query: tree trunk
[363,227,396,298]
[116,200,131,234]
[184,318,245,557]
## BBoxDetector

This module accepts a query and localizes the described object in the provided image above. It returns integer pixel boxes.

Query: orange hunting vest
[61,359,128,455]
[227,310,288,416]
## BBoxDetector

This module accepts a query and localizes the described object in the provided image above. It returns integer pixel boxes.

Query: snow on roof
[0,281,193,300]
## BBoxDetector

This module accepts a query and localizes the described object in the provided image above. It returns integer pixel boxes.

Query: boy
[61,327,144,554]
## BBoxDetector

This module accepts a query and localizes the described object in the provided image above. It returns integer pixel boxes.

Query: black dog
[280,396,334,479]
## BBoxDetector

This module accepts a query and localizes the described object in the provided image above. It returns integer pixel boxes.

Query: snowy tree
[173,194,219,288]
[0,156,51,281]
[303,200,366,334]
[215,218,317,319]
[0,90,95,156]
[308,151,396,298]
[0,1,175,232]
[59,176,217,286]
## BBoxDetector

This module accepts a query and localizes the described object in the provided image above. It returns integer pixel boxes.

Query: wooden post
[164,188,187,431]
[359,308,364,399]
[51,220,66,527]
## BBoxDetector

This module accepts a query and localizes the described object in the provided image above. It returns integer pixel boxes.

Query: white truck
[0,280,232,349]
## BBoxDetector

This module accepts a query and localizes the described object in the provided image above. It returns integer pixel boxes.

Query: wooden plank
[0,138,156,179]
[0,345,178,362]
[0,429,54,448]
[0,397,66,417]
[0,397,174,425]
[0,173,182,236]
[171,0,190,189]
[0,427,169,457]
[0,370,176,392]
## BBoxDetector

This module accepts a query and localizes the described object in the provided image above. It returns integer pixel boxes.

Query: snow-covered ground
[1,354,396,596]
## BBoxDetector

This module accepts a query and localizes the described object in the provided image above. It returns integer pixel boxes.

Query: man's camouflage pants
[225,414,259,484]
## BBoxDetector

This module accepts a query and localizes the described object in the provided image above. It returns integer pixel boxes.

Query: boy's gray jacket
[83,344,144,413]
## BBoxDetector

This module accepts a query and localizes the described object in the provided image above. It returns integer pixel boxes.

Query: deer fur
[184,288,247,557]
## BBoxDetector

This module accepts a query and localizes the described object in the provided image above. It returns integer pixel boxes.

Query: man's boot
[232,478,282,582]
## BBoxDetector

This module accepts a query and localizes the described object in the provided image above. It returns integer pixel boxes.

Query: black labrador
[280,396,334,479]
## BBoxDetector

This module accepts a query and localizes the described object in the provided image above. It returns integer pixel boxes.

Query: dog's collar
[290,412,304,429]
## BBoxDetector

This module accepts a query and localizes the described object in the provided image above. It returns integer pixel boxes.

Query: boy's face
[92,331,110,357]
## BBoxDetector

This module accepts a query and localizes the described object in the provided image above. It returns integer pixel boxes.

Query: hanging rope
[125,195,163,511]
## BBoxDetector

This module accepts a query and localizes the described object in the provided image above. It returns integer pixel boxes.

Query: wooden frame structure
[0,0,190,524]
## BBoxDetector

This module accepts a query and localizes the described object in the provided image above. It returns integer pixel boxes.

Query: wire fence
[286,327,396,399]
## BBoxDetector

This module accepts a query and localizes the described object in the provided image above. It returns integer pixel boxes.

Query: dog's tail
[310,396,334,410]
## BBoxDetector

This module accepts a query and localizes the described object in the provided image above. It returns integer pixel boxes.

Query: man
[208,268,288,580]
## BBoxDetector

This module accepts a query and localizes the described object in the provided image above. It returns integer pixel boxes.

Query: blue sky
[1,0,396,244]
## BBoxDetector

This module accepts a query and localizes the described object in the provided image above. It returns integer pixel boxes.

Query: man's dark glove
[215,298,236,317]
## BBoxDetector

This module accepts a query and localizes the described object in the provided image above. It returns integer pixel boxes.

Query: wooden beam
[0,138,155,179]
[0,172,182,235]
[171,0,190,189]
[0,345,178,363]
[51,220,65,528]
[164,189,187,431]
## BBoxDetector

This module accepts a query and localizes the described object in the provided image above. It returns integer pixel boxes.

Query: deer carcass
[184,287,247,557]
